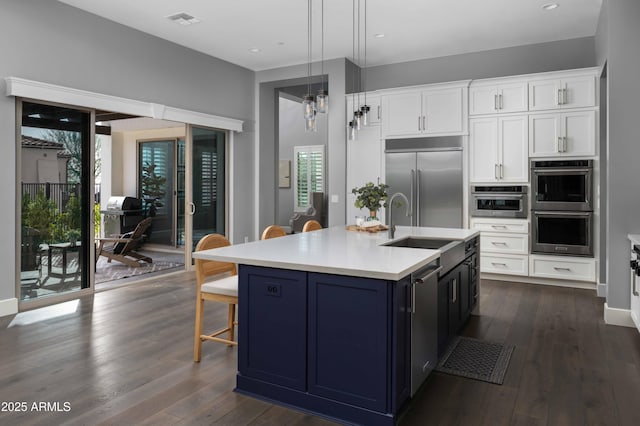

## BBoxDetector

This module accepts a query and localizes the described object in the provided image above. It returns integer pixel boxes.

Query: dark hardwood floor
[1,274,639,425]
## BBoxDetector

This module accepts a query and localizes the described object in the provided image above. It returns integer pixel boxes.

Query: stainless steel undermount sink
[382,237,457,250]
[382,237,465,275]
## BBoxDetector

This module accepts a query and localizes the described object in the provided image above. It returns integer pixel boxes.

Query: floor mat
[435,336,514,384]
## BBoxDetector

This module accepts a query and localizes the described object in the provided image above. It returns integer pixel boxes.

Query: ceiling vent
[166,12,201,26]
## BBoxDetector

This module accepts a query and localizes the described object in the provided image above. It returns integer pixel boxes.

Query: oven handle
[533,211,591,217]
[473,194,525,200]
[532,168,592,174]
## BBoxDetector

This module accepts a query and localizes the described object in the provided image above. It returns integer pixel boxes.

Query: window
[294,145,324,211]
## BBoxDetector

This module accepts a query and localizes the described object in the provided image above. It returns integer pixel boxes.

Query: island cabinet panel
[238,266,308,391]
[307,273,390,412]
[392,275,411,412]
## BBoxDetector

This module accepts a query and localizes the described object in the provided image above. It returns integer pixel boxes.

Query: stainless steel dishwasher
[410,261,442,396]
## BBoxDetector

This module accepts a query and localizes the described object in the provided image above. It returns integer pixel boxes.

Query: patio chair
[97,217,153,267]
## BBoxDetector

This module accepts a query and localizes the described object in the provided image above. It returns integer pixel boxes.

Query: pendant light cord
[321,0,324,91]
[363,0,367,105]
[308,0,312,96]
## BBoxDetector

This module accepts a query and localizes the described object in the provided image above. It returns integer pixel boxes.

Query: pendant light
[303,0,316,130]
[316,0,328,113]
[348,0,358,141]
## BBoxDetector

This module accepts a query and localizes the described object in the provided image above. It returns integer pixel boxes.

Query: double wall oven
[531,160,593,256]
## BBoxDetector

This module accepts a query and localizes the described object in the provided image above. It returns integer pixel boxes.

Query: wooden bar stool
[302,220,322,232]
[194,234,238,362]
[261,225,287,240]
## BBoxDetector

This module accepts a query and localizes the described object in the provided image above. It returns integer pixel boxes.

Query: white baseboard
[0,298,18,317]
[597,282,607,298]
[604,303,635,328]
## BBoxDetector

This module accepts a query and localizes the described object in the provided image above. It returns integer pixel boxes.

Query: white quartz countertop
[192,226,480,281]
[629,234,640,245]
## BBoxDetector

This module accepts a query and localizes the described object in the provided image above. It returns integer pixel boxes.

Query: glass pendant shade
[347,121,357,140]
[302,95,316,119]
[360,105,370,127]
[353,110,363,130]
[316,90,328,113]
[305,114,317,132]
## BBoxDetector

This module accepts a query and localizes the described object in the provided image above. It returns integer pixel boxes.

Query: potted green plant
[351,182,389,219]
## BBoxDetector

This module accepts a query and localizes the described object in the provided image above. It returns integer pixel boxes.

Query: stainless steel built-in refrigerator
[385,137,463,228]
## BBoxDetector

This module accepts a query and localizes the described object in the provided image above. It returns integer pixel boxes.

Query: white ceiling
[57,0,602,72]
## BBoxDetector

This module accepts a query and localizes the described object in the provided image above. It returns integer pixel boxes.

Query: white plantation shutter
[294,145,324,211]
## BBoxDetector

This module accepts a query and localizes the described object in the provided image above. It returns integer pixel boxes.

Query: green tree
[45,129,101,183]
[141,162,167,211]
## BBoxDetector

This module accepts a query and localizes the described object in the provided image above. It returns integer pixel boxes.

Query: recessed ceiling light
[374,33,385,38]
[166,12,201,26]
[277,42,285,46]
[248,47,261,53]
[541,3,559,10]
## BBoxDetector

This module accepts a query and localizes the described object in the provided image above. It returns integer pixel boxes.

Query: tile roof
[21,135,64,149]
[21,135,71,158]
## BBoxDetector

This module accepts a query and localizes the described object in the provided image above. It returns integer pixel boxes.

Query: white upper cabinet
[469,81,528,115]
[529,74,596,111]
[381,92,422,137]
[381,83,468,138]
[529,110,596,157]
[347,94,382,126]
[470,115,528,183]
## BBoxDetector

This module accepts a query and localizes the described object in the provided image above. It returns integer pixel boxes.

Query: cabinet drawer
[481,254,529,276]
[529,255,595,282]
[470,218,529,234]
[481,232,528,254]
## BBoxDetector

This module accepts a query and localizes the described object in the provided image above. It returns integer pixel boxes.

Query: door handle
[451,279,457,303]
[554,267,572,272]
[416,169,421,227]
[499,94,504,110]
[557,137,563,153]
[491,262,507,267]
[188,202,196,215]
[422,115,426,131]
[410,169,415,223]
[377,105,381,120]
[494,164,499,180]
[500,164,504,179]
[494,94,498,110]
[563,88,567,105]
[563,136,567,153]
[418,116,421,131]
[558,88,563,105]
[491,241,508,246]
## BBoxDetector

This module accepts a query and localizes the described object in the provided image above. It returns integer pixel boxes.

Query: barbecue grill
[100,196,145,237]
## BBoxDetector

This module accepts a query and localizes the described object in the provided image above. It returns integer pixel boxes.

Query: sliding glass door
[186,126,227,261]
[19,100,94,304]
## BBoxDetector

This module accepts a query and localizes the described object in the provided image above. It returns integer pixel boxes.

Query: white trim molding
[0,298,18,317]
[603,303,635,328]
[5,77,243,132]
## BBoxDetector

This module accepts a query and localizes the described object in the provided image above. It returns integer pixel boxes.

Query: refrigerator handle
[416,169,421,227]
[410,169,415,224]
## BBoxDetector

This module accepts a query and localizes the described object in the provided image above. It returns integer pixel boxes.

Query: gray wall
[277,96,328,227]
[256,58,347,236]
[365,37,596,91]
[0,0,255,303]
[596,0,640,310]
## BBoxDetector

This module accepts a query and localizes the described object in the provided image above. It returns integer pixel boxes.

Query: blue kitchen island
[192,226,479,425]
